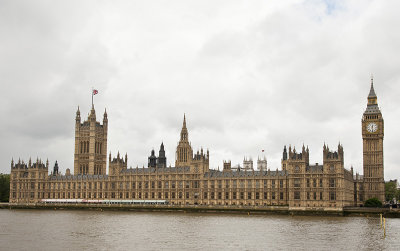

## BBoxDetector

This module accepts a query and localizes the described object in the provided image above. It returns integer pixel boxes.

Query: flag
[93,89,98,95]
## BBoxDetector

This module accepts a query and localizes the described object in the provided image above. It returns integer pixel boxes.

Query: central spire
[180,114,188,142]
[176,114,194,167]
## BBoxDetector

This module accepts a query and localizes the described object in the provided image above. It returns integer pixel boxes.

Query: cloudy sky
[1,0,399,180]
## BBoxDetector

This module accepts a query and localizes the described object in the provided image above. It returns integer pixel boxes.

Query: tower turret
[109,152,127,175]
[103,108,108,126]
[176,114,193,167]
[74,104,108,175]
[367,77,378,105]
[180,113,188,142]
[157,142,167,168]
[362,76,384,202]
[148,149,157,168]
[257,156,267,171]
[53,161,59,175]
[223,160,232,171]
[76,106,81,123]
[283,145,288,160]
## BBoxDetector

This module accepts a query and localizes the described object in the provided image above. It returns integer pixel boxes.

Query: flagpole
[91,87,93,107]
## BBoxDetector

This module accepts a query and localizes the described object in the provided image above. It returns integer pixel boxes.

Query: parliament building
[9,80,385,210]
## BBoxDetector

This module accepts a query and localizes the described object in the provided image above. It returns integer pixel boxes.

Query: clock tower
[362,77,385,202]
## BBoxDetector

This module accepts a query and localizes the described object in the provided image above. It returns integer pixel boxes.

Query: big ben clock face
[367,122,378,133]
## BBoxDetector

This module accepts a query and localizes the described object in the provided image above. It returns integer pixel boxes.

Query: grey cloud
[0,0,399,181]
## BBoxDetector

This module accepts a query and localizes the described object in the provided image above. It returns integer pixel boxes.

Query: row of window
[13,178,290,192]
[13,191,286,201]
[13,172,47,179]
[15,179,337,191]
[364,114,378,120]
[204,180,285,189]
[204,191,285,200]
[16,180,286,190]
[294,191,336,201]
[293,178,336,188]
[14,178,339,193]
[294,166,337,172]
[14,191,341,202]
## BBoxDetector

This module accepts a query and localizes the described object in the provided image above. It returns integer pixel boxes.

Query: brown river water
[0,209,399,250]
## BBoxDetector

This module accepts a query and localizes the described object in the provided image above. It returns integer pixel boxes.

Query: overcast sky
[1,0,399,180]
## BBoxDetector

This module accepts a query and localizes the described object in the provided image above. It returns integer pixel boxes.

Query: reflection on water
[0,210,399,250]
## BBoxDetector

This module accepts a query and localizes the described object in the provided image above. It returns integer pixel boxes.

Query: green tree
[364,197,382,207]
[0,174,10,202]
[396,187,400,202]
[385,181,398,202]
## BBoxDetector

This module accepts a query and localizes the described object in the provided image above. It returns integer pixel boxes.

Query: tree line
[0,174,10,202]
[385,180,400,203]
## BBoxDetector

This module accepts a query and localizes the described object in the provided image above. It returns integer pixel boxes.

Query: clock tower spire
[362,76,384,202]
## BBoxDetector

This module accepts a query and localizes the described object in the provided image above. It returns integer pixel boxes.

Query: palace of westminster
[9,80,385,209]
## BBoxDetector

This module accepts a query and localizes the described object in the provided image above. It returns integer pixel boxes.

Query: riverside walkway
[1,202,400,217]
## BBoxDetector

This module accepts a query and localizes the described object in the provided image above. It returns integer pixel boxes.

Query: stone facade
[9,82,385,208]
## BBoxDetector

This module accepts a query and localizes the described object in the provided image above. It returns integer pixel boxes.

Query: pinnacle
[183,113,187,129]
[368,77,377,98]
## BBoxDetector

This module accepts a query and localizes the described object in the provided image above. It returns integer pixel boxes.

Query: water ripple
[0,210,399,250]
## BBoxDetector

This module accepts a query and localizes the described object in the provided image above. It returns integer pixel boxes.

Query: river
[0,209,399,250]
